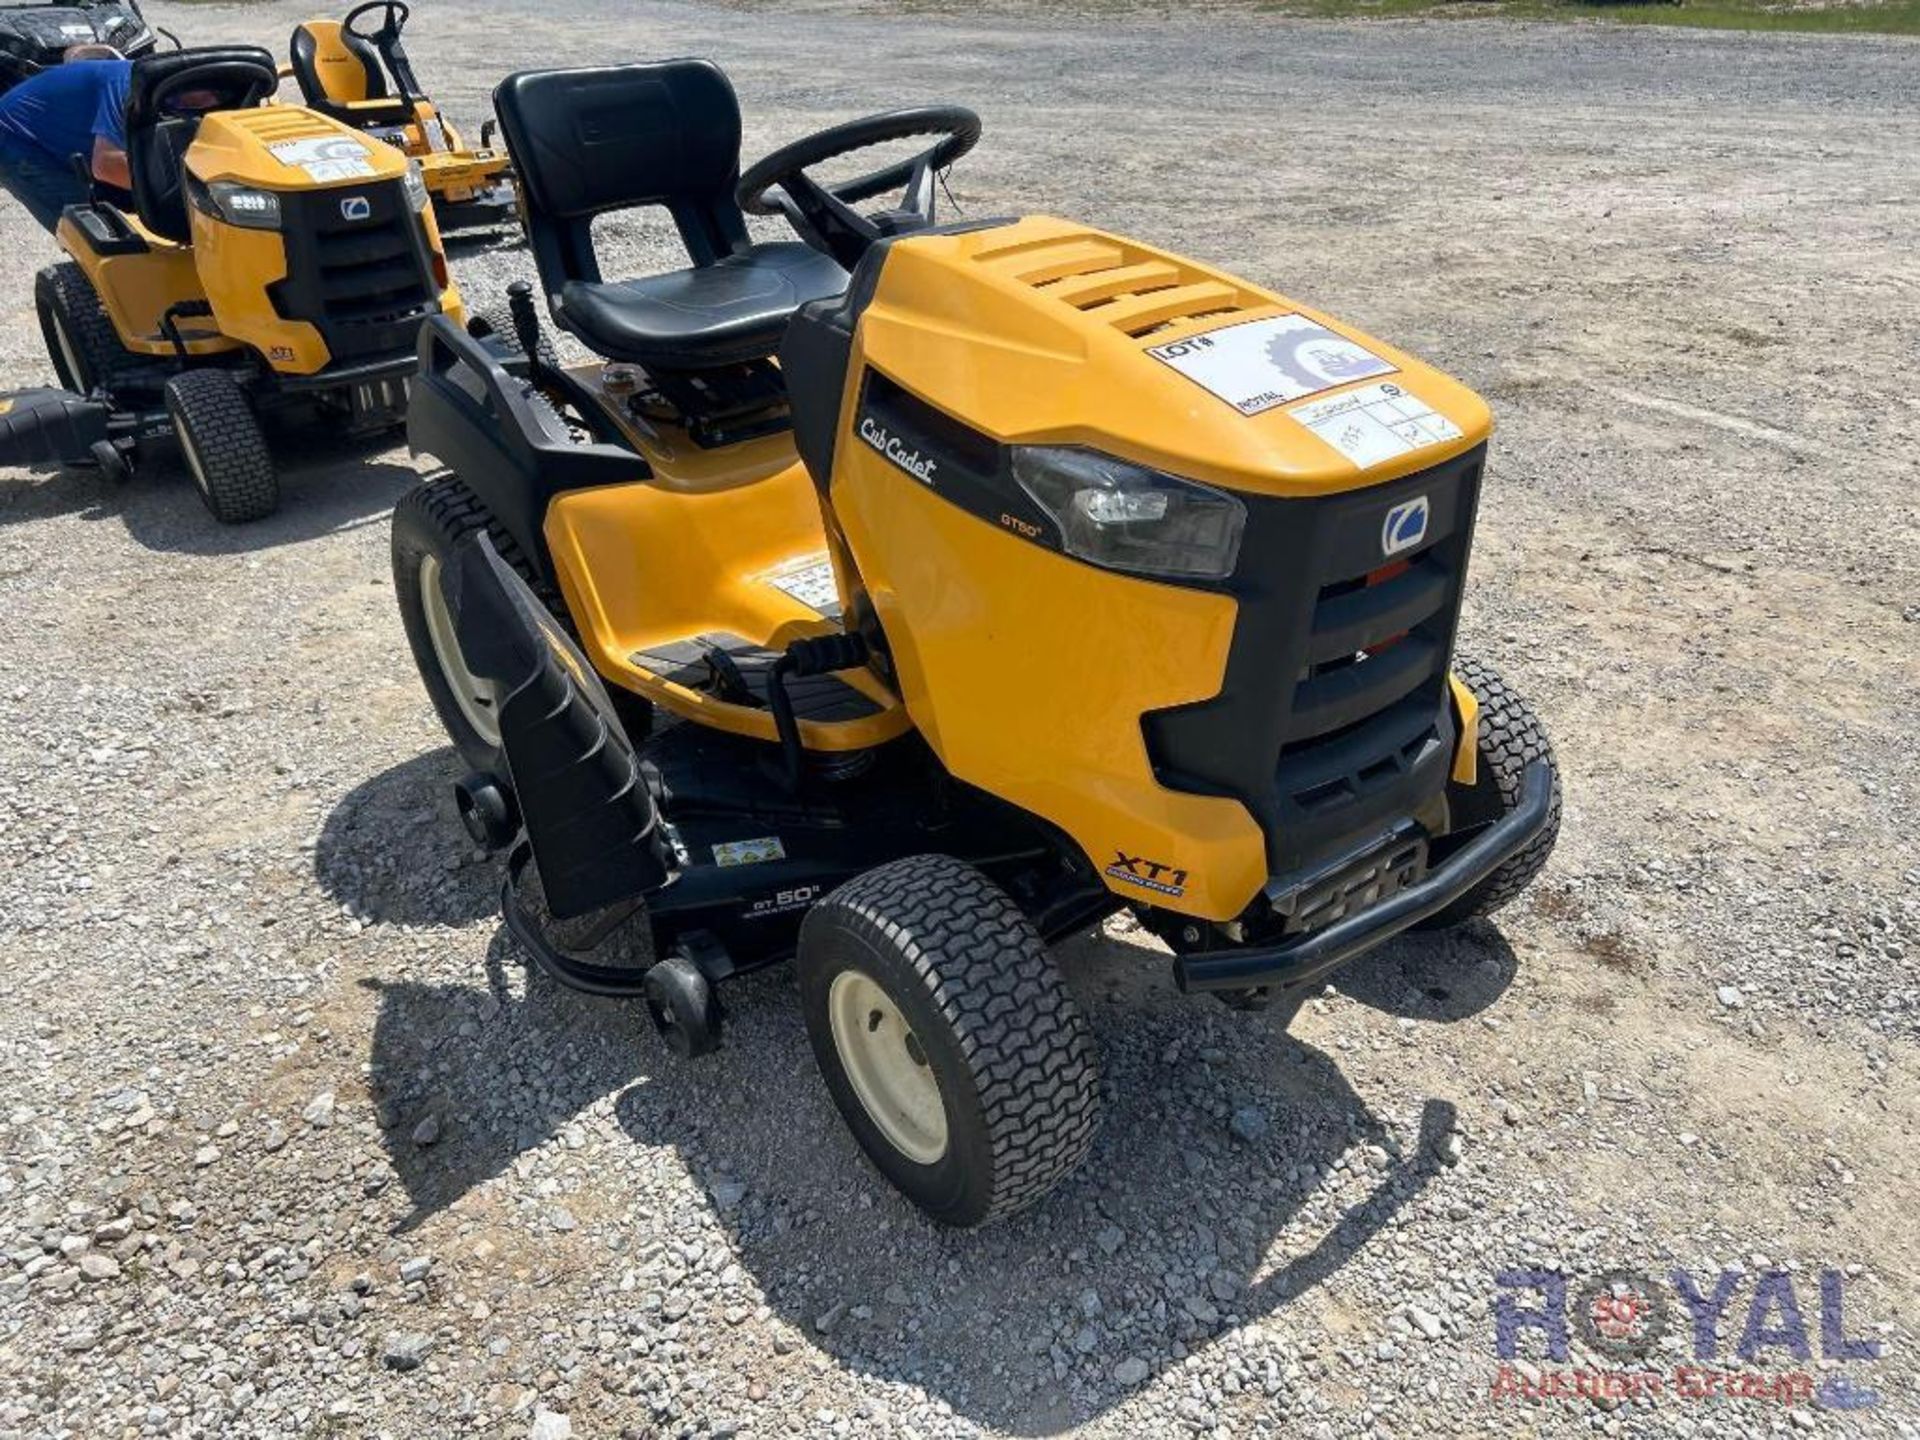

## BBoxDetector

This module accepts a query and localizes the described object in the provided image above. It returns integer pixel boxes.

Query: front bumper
[1174,759,1555,994]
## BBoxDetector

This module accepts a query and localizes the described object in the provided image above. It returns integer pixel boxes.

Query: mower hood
[186,105,410,190]
[858,215,1492,501]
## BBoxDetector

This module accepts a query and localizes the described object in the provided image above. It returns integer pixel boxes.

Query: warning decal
[1146,313,1396,416]
[713,836,787,868]
[766,558,840,614]
[267,136,377,183]
[1288,381,1464,470]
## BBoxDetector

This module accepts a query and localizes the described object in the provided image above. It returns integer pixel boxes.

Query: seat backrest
[124,46,278,244]
[289,21,389,108]
[493,60,751,294]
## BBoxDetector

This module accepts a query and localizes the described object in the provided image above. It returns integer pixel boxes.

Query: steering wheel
[736,107,980,271]
[152,57,279,116]
[344,0,410,45]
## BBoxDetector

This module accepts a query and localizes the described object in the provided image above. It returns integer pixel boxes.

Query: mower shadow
[314,746,500,929]
[362,889,1504,1433]
[1332,916,1521,1021]
[0,435,418,554]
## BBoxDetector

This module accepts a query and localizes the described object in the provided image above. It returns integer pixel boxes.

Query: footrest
[631,632,883,723]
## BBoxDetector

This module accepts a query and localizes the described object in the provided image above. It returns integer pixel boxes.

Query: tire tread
[1439,656,1562,922]
[808,854,1100,1224]
[163,369,277,524]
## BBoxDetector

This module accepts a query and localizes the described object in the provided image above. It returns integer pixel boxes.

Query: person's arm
[89,133,129,191]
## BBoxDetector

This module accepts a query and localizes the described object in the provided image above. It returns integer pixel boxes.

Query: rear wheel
[394,475,656,774]
[1419,657,1562,930]
[36,262,133,395]
[797,854,1100,1227]
[392,477,538,772]
[163,369,278,523]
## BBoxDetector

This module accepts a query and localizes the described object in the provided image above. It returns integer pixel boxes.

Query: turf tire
[467,307,560,370]
[163,369,278,523]
[797,854,1100,1227]
[392,476,653,775]
[36,262,132,395]
[1418,656,1562,930]
[392,476,545,773]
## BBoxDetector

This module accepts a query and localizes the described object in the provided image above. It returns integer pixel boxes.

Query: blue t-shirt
[0,60,132,166]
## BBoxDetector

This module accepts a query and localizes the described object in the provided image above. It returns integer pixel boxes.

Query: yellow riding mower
[2,45,464,522]
[393,60,1561,1226]
[287,2,513,234]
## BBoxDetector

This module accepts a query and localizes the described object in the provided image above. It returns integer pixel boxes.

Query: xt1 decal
[1105,851,1188,898]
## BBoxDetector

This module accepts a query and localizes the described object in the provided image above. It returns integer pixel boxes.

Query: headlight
[205,181,281,230]
[1011,446,1246,581]
[401,161,430,213]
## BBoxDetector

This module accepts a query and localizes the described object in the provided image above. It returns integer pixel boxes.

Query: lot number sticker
[1146,313,1397,416]
[1288,382,1463,469]
[267,136,377,183]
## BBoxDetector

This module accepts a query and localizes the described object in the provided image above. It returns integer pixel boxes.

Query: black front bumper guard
[1175,760,1555,994]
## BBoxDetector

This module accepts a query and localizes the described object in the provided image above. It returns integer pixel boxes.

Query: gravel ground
[2,3,1917,1437]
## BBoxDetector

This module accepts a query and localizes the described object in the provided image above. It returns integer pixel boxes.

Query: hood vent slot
[973,232,1256,339]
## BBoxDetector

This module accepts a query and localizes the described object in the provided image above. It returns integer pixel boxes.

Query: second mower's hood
[857,215,1492,500]
[186,104,410,190]
[0,3,155,83]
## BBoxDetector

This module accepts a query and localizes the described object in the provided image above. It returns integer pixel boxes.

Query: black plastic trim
[405,315,645,583]
[1175,759,1553,993]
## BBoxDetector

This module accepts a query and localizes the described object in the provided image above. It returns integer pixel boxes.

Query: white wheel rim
[51,309,86,392]
[828,968,949,1166]
[175,414,210,498]
[419,552,501,746]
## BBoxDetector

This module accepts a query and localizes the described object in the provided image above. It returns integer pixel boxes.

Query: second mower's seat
[124,46,280,244]
[288,21,413,128]
[493,59,846,373]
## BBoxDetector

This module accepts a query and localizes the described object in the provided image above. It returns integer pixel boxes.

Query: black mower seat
[558,243,847,370]
[125,46,279,244]
[494,60,848,374]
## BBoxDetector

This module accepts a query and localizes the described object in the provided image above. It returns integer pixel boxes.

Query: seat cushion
[558,242,846,370]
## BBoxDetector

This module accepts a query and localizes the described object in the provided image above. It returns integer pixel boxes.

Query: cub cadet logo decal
[340,195,372,222]
[1382,494,1430,557]
[1106,851,1188,898]
[857,415,937,485]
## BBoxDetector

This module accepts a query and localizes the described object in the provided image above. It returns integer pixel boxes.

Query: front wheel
[797,854,1100,1227]
[163,369,278,523]
[1419,656,1562,930]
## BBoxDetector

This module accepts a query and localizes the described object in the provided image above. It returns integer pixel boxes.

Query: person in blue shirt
[0,46,132,232]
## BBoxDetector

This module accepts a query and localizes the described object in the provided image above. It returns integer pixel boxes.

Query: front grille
[1278,544,1459,818]
[1143,445,1484,882]
[269,180,437,364]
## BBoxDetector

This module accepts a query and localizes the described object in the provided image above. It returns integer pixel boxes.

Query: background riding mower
[3,44,464,522]
[391,60,1561,1227]
[286,2,514,234]
[0,0,165,94]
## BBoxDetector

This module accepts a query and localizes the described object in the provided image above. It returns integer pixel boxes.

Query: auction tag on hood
[1288,381,1463,469]
[1146,313,1397,416]
[268,136,377,182]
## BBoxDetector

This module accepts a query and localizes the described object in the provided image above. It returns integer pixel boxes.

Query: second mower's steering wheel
[344,0,409,46]
[736,106,980,271]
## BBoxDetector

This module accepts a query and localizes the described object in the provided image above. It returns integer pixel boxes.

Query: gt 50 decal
[744,884,823,918]
[857,415,938,484]
[1105,851,1188,898]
